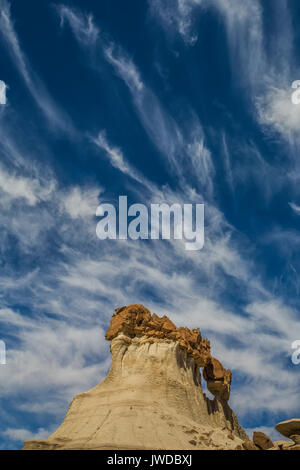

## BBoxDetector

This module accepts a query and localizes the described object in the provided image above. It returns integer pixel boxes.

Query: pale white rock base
[23,334,247,450]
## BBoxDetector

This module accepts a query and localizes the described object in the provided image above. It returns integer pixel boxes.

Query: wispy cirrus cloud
[2,427,55,443]
[104,43,215,194]
[150,0,298,141]
[0,164,54,206]
[212,0,265,92]
[93,131,133,175]
[102,42,184,178]
[257,85,300,138]
[149,0,204,45]
[213,0,299,143]
[104,44,144,92]
[60,186,102,219]
[58,5,215,195]
[92,130,159,194]
[56,4,99,45]
[289,202,300,215]
[0,0,73,132]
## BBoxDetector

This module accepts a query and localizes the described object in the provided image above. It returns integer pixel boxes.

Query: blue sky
[0,0,300,449]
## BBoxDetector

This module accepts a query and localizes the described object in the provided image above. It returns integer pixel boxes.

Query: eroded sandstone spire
[106,304,232,401]
[23,304,248,450]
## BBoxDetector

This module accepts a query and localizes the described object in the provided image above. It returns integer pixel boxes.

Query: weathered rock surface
[23,304,248,450]
[290,435,300,444]
[275,419,300,438]
[242,440,259,451]
[253,431,273,450]
[105,305,211,367]
[106,305,232,401]
[271,440,295,451]
[203,358,232,401]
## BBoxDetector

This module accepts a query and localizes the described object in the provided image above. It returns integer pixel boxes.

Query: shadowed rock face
[23,304,248,450]
[253,432,273,450]
[203,358,232,401]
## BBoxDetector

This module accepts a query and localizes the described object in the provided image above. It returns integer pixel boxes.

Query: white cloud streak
[149,0,204,45]
[257,86,300,137]
[104,43,215,194]
[0,0,73,132]
[58,5,215,196]
[57,5,99,45]
[150,0,299,143]
[104,44,144,92]
[93,131,133,175]
[92,130,157,194]
[0,165,53,206]
[60,186,102,219]
[2,427,54,442]
[289,202,300,215]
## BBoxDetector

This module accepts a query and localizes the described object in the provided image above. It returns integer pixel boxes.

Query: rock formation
[241,423,300,451]
[275,419,300,440]
[252,432,273,450]
[23,304,248,450]
[274,419,300,449]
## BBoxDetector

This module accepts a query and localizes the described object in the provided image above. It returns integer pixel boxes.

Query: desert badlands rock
[23,305,299,450]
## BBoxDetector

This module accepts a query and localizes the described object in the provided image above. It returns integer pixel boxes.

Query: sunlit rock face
[23,304,248,450]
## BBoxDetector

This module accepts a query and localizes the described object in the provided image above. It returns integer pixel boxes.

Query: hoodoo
[23,304,248,450]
